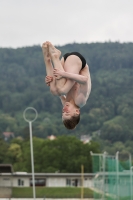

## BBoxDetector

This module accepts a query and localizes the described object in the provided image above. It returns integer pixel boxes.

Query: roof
[0,164,13,173]
[47,135,56,140]
[0,172,95,178]
[3,132,14,138]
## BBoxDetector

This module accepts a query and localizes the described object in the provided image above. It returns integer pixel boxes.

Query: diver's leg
[42,42,53,76]
[42,42,58,95]
[48,42,67,88]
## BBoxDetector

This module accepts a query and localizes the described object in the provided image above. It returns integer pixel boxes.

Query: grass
[12,187,93,198]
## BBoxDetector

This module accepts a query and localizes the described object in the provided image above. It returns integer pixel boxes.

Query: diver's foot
[42,42,50,62]
[47,41,61,59]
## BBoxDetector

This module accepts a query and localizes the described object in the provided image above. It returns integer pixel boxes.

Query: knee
[50,87,59,96]
[56,87,67,96]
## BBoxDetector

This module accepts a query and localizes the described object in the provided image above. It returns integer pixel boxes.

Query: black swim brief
[63,52,86,69]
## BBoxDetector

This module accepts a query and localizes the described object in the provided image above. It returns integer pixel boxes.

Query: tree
[0,138,9,163]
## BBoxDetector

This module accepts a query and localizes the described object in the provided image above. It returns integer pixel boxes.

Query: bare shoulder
[80,64,90,77]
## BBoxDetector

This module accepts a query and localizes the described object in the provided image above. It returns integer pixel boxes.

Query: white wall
[84,178,93,187]
[0,176,12,187]
[0,174,94,188]
[13,176,29,187]
[47,177,93,188]
[47,177,66,187]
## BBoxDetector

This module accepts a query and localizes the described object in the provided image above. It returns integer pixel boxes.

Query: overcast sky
[0,0,133,48]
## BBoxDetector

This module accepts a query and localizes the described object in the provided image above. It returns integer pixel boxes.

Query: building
[0,172,94,188]
[80,135,91,144]
[0,164,13,198]
[3,132,14,141]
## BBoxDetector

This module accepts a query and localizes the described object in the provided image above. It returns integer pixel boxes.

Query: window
[30,179,46,186]
[66,179,78,187]
[72,179,78,187]
[66,179,71,186]
[18,179,24,186]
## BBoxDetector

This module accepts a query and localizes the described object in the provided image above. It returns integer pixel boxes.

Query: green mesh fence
[91,152,133,200]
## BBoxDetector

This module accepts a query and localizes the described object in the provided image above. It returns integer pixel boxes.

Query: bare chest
[72,83,80,97]
[72,82,91,107]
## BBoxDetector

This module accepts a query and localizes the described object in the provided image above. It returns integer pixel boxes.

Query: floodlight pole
[102,151,106,200]
[81,164,84,200]
[23,107,38,200]
[29,121,36,199]
[130,166,133,200]
[128,153,132,200]
[129,153,132,169]
[116,151,119,200]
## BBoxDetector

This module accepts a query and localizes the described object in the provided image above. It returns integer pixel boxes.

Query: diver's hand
[45,76,53,86]
[53,68,64,79]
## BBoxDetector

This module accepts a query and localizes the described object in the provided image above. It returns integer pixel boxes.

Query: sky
[0,0,133,48]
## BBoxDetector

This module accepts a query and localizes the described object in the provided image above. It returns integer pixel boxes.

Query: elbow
[83,76,88,84]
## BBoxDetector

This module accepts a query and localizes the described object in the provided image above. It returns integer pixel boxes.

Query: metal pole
[102,152,106,200]
[29,121,36,200]
[129,153,132,169]
[128,153,132,200]
[116,151,119,200]
[81,165,84,200]
[23,107,38,200]
[130,166,133,200]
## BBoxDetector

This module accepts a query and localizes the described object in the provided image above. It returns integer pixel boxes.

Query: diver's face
[62,102,79,120]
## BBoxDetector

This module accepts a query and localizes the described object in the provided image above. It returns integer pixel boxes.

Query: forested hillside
[0,42,133,154]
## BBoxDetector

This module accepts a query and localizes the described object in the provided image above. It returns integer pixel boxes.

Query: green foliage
[0,138,9,163]
[0,42,133,158]
[0,136,100,173]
